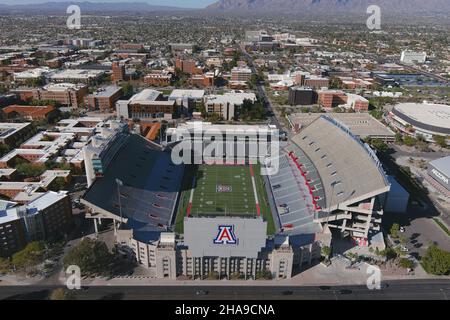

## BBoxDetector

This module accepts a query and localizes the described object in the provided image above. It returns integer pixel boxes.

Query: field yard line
[249,164,260,217]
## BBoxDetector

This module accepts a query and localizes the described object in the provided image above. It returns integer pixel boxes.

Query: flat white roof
[130,89,161,103]
[0,122,32,139]
[394,103,450,129]
[205,92,256,106]
[43,83,86,91]
[50,69,104,80]
[27,191,68,211]
[14,67,51,79]
[169,89,205,100]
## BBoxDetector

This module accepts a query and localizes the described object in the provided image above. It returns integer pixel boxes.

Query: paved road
[390,144,449,161]
[1,279,449,300]
[239,43,283,131]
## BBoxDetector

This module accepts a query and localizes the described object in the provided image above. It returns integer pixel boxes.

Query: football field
[190,165,257,217]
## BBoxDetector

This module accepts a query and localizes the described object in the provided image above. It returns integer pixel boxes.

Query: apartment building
[0,122,35,147]
[0,191,73,257]
[0,201,27,258]
[49,69,104,84]
[231,67,252,82]
[13,83,88,109]
[317,90,348,109]
[84,86,123,112]
[116,89,176,120]
[190,72,214,88]
[144,71,173,86]
[204,92,257,121]
[175,58,203,75]
[2,105,57,121]
[112,61,126,83]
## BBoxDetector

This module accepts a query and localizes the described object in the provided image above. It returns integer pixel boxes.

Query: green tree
[0,257,11,274]
[321,246,331,261]
[390,223,400,238]
[395,133,403,144]
[63,238,117,277]
[421,244,450,275]
[48,177,68,192]
[12,241,46,270]
[255,269,272,280]
[403,136,417,147]
[399,258,414,270]
[120,82,134,99]
[15,163,46,178]
[433,135,448,148]
[367,138,389,153]
[329,77,343,89]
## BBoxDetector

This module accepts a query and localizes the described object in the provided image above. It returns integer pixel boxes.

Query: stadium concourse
[81,118,391,280]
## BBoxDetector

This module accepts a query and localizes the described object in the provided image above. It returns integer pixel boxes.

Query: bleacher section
[82,134,184,242]
[267,153,322,236]
[290,116,390,211]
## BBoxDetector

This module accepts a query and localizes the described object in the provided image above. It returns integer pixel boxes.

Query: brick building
[317,90,348,109]
[84,86,123,112]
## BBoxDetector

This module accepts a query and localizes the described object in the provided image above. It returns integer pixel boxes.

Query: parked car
[196,290,208,295]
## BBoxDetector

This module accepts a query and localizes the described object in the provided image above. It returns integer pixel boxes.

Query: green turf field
[190,165,256,216]
[175,164,276,235]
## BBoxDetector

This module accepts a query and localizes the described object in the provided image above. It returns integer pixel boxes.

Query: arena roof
[289,116,390,211]
[392,103,450,135]
[429,156,450,179]
[82,134,184,242]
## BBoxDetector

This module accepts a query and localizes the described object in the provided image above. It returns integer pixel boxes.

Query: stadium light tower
[116,178,124,226]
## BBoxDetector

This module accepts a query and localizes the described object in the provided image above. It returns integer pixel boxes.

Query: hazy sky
[0,0,216,8]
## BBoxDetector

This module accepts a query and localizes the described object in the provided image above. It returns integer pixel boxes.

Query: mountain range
[206,0,450,14]
[0,1,189,13]
[0,0,449,15]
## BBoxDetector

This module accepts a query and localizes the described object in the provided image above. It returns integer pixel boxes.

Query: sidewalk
[58,261,448,287]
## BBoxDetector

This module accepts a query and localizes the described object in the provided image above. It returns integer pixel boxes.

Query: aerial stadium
[81,117,390,280]
[389,102,450,143]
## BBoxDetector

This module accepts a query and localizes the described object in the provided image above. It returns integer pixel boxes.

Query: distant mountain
[0,1,190,13]
[207,0,450,14]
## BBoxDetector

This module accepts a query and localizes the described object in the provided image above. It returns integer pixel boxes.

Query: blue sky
[0,0,216,8]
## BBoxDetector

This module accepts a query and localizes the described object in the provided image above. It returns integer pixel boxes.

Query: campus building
[427,156,450,197]
[116,89,176,120]
[0,191,73,257]
[388,102,450,143]
[0,122,35,147]
[204,92,257,121]
[13,83,88,109]
[231,67,252,82]
[144,71,173,87]
[400,50,427,64]
[112,62,125,83]
[84,86,123,112]
[2,105,57,121]
[288,87,317,106]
